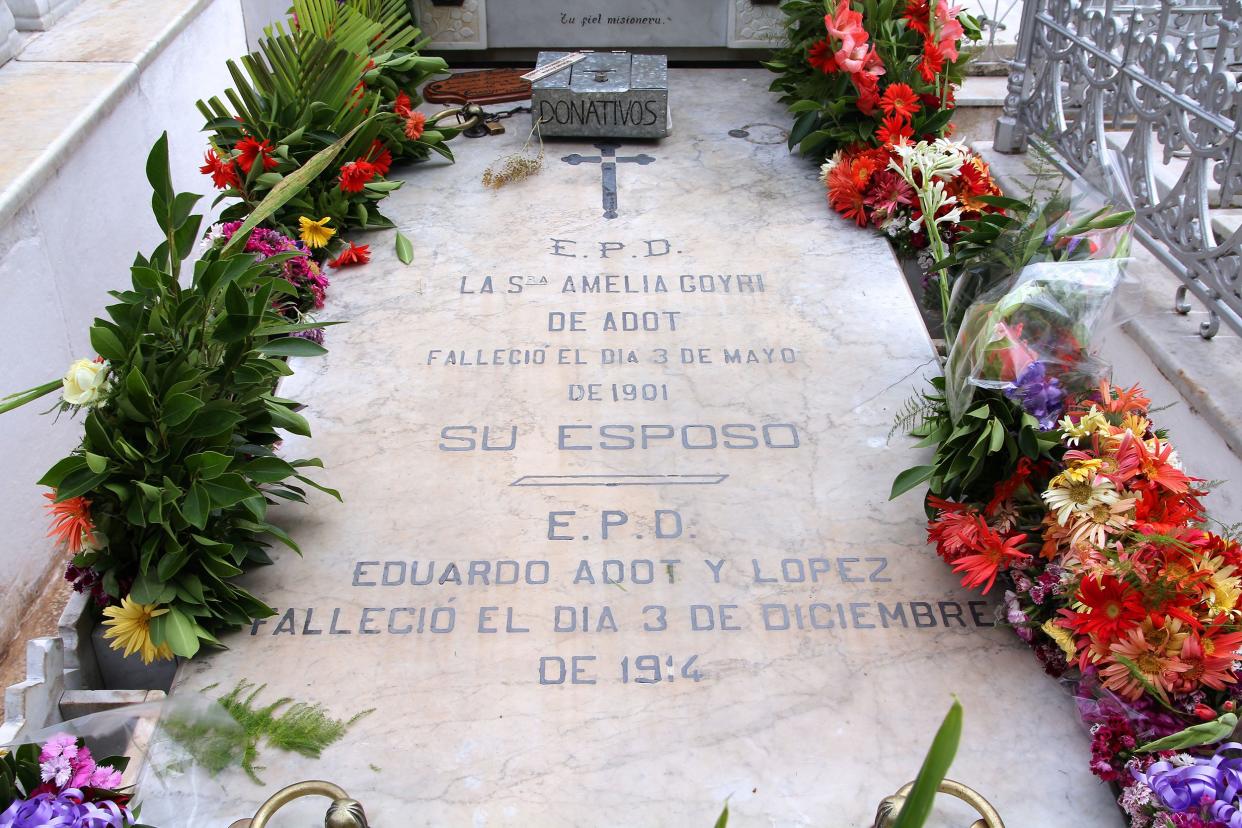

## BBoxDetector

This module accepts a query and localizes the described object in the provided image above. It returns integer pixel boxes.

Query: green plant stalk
[893,698,963,828]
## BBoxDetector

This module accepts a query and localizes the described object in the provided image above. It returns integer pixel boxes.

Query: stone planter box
[60,591,176,693]
[7,0,83,31]
[0,591,172,744]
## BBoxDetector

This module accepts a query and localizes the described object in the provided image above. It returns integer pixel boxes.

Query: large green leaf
[893,699,962,828]
[221,114,382,257]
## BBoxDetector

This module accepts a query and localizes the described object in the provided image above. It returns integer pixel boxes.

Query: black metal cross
[561,141,656,220]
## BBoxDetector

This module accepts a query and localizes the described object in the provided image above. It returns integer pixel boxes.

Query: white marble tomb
[138,70,1123,827]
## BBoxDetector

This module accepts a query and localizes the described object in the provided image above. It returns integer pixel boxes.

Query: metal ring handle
[875,778,1005,828]
[429,103,483,131]
[229,781,368,828]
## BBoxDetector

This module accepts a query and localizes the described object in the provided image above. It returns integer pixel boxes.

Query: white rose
[62,359,110,407]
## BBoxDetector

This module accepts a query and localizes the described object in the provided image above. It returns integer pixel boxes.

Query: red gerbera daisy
[364,140,393,177]
[235,137,278,175]
[880,83,921,120]
[1062,574,1147,645]
[876,112,913,145]
[339,160,378,193]
[950,529,1029,594]
[807,39,836,74]
[903,0,932,37]
[917,39,946,83]
[328,242,371,269]
[199,149,239,190]
[394,90,413,117]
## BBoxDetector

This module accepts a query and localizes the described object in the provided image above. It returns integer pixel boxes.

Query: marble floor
[138,69,1122,826]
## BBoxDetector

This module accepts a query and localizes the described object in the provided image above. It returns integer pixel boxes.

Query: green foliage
[0,743,47,811]
[1137,713,1238,753]
[764,0,980,161]
[38,135,340,658]
[168,680,373,784]
[893,699,962,828]
[197,0,455,241]
[890,377,1060,502]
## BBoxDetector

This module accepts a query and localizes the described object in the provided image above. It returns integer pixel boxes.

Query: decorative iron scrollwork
[995,0,1242,338]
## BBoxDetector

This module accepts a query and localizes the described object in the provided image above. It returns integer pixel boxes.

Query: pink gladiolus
[824,1,872,73]
[934,2,965,61]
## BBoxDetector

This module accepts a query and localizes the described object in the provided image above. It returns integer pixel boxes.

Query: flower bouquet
[765,0,981,161]
[0,734,136,827]
[0,136,342,666]
[197,0,456,257]
[894,190,1242,824]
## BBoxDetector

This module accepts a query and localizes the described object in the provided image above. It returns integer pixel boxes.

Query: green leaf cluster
[198,0,455,240]
[763,0,980,161]
[41,135,340,659]
[890,378,1061,502]
[162,680,372,785]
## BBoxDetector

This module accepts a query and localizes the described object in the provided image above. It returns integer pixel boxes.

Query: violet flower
[1005,360,1065,430]
[0,790,132,828]
[1134,742,1242,826]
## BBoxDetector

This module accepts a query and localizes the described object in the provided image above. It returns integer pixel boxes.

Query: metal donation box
[531,51,670,139]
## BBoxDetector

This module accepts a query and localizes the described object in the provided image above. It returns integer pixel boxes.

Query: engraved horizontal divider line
[509,473,729,487]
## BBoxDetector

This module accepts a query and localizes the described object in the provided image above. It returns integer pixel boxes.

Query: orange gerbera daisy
[1114,435,1193,493]
[1174,631,1242,694]
[44,492,95,554]
[1099,379,1151,415]
[404,111,427,141]
[1100,622,1191,700]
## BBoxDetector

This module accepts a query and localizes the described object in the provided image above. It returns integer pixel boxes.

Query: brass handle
[874,779,1004,828]
[228,781,368,828]
[429,103,483,130]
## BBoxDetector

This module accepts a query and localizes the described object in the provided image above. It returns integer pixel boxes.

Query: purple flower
[1134,743,1242,826]
[0,790,133,828]
[292,327,325,345]
[1005,361,1066,430]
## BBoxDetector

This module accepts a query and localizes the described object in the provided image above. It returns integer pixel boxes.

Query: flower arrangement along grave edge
[0,129,369,666]
[765,0,982,162]
[889,173,1242,825]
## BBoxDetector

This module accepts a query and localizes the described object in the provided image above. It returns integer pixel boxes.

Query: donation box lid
[532,51,669,94]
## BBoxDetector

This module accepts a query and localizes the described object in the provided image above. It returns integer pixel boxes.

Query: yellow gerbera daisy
[1059,406,1110,446]
[298,216,335,249]
[1050,457,1106,488]
[102,596,174,664]
[1042,619,1078,661]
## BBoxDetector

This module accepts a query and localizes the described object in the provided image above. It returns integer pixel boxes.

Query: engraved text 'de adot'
[531,51,671,139]
[562,141,655,219]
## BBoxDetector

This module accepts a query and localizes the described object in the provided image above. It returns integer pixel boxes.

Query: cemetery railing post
[993,0,1042,154]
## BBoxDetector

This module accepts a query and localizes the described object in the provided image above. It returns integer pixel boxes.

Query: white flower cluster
[889,138,971,234]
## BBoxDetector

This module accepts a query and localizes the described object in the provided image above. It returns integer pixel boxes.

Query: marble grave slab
[139,70,1123,827]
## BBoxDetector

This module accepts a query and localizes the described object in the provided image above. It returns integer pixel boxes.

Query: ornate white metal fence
[995,0,1242,338]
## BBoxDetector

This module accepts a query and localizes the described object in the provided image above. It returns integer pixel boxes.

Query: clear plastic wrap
[944,257,1127,424]
[942,154,1137,425]
[6,696,246,828]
